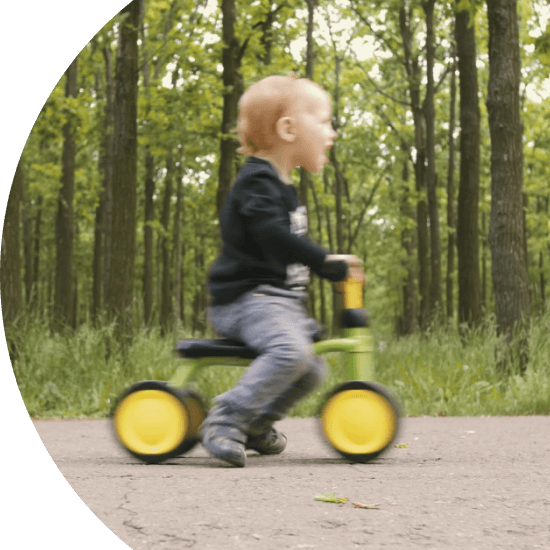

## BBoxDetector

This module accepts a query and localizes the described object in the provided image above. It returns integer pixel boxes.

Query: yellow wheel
[320,381,399,463]
[113,381,202,463]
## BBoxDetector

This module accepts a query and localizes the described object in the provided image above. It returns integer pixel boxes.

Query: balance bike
[112,272,400,464]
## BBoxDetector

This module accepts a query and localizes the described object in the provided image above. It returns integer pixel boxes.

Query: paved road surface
[31,416,550,550]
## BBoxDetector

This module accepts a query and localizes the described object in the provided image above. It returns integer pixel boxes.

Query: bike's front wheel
[320,381,399,463]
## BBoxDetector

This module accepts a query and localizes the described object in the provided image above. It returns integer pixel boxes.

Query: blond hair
[237,75,320,156]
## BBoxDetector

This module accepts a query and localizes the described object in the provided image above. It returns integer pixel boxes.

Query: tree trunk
[143,153,155,324]
[330,152,346,253]
[141,0,156,326]
[481,211,488,308]
[302,0,317,315]
[422,0,442,317]
[102,47,114,317]
[93,46,114,322]
[539,197,548,309]
[160,154,174,336]
[143,0,184,325]
[92,181,104,322]
[192,209,206,336]
[309,178,327,327]
[330,56,348,254]
[400,5,430,328]
[539,251,546,309]
[456,3,482,327]
[446,54,457,321]
[299,0,317,210]
[217,0,244,216]
[107,0,139,338]
[173,160,183,327]
[329,54,348,333]
[257,0,274,66]
[399,147,418,335]
[180,242,187,328]
[20,169,34,307]
[72,223,79,328]
[32,195,43,311]
[1,160,23,331]
[486,0,530,361]
[54,57,78,330]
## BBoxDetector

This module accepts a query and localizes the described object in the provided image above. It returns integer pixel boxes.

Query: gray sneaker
[201,424,247,467]
[246,428,287,455]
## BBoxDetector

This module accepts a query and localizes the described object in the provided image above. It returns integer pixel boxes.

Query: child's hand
[325,255,364,282]
[325,254,362,267]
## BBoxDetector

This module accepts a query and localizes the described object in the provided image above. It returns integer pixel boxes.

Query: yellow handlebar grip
[340,277,364,309]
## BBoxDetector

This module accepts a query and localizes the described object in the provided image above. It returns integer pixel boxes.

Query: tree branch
[348,175,384,252]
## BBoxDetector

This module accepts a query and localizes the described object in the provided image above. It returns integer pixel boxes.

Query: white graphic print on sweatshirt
[285,205,310,287]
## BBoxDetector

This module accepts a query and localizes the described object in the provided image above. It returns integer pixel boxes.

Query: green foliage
[9,0,550,395]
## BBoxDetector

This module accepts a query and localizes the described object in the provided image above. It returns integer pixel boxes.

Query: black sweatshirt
[208,157,347,306]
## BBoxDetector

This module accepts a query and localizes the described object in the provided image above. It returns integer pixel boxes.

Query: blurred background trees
[2,0,549,360]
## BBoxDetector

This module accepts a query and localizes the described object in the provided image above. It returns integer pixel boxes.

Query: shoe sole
[203,444,246,467]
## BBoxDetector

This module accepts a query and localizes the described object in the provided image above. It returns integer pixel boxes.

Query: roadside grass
[9,319,180,418]
[375,314,550,417]
[7,309,550,418]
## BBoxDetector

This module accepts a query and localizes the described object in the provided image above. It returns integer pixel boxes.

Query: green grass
[7,309,550,418]
[9,319,179,418]
[374,314,550,416]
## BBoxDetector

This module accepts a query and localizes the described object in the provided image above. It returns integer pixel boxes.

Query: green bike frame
[168,274,374,389]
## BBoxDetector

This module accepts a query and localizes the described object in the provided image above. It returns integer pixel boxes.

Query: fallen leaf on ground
[392,443,409,448]
[315,492,349,504]
[352,502,379,509]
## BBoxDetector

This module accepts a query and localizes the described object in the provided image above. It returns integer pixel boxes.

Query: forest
[1,0,550,417]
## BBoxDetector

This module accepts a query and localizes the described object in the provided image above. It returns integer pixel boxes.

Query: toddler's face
[293,85,337,173]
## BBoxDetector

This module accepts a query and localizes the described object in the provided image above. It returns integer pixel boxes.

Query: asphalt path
[28,416,550,550]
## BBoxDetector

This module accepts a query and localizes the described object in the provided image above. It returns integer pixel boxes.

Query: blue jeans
[203,285,325,436]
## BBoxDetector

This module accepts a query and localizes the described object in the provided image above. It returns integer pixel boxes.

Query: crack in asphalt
[115,476,197,549]
[158,533,196,547]
[118,477,145,534]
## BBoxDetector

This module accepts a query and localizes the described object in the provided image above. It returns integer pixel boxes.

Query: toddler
[202,75,362,467]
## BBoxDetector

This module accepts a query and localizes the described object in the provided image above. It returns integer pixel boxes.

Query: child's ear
[275,116,297,143]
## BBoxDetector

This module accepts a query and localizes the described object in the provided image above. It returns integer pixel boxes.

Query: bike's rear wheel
[113,381,205,464]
